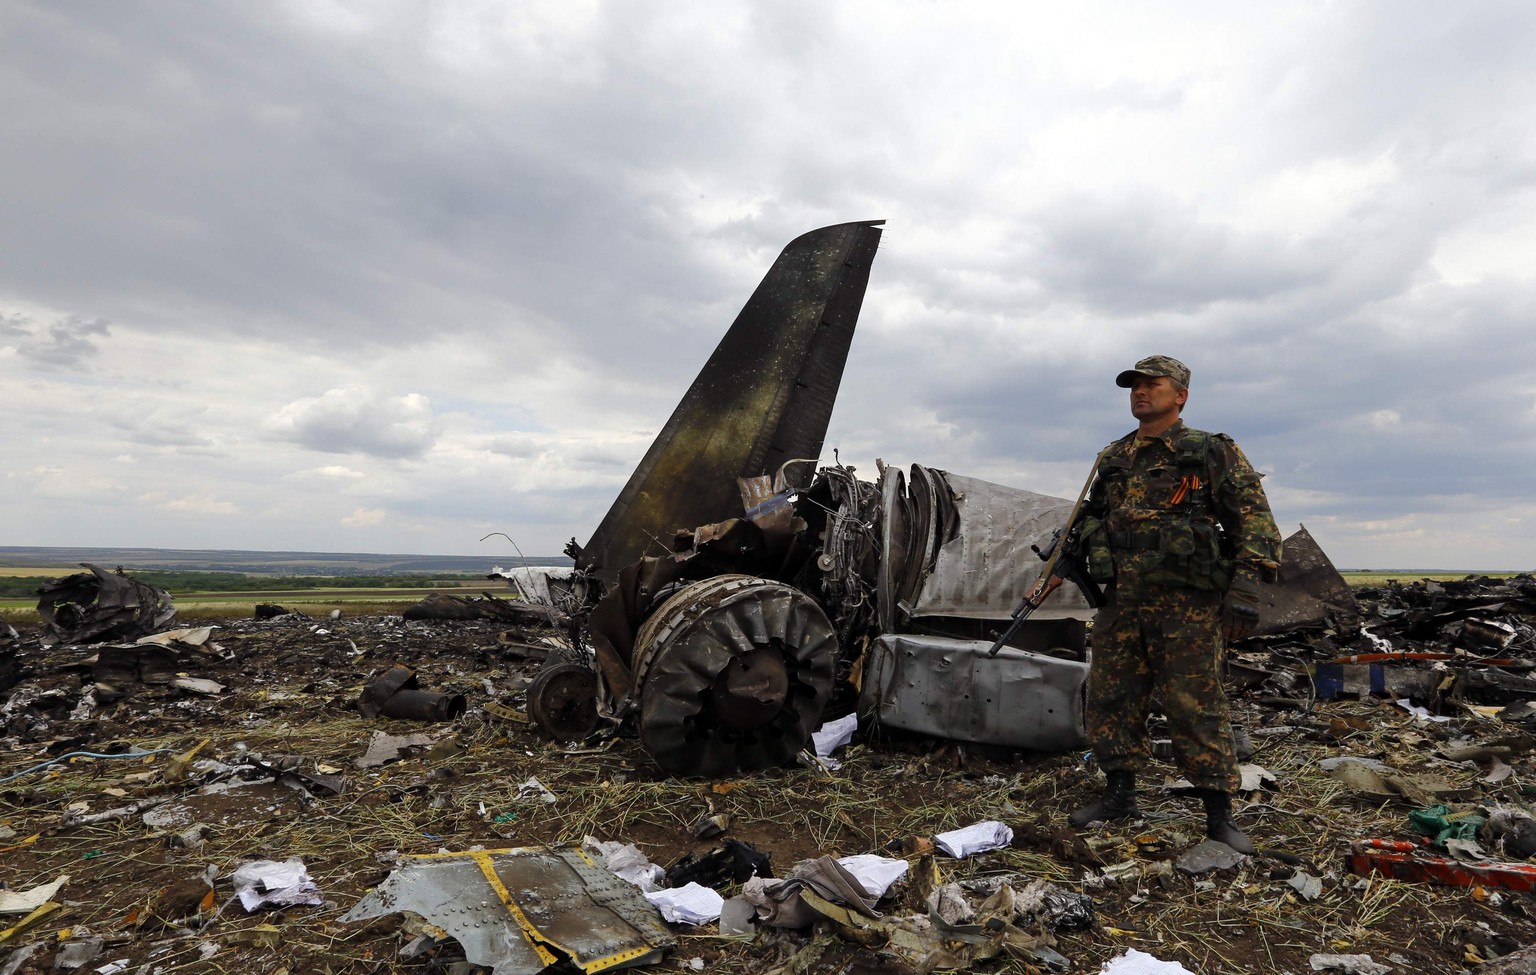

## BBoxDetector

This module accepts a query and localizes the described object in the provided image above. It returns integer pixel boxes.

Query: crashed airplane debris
[529,223,1361,777]
[342,847,675,975]
[36,563,175,645]
[532,221,1104,775]
[8,228,1536,975]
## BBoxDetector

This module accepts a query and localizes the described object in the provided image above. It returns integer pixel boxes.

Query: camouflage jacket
[1083,420,1281,598]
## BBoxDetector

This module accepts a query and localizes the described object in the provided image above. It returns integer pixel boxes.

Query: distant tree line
[0,570,488,598]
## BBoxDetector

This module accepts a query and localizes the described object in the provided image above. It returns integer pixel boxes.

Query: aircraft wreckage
[526,220,1344,778]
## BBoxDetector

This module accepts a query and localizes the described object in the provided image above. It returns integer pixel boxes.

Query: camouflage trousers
[1084,591,1240,793]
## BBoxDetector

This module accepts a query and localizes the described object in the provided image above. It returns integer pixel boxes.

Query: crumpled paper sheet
[584,836,665,892]
[809,713,858,771]
[644,882,722,925]
[1098,947,1197,974]
[836,853,908,899]
[934,820,1013,857]
[0,874,68,914]
[231,858,322,911]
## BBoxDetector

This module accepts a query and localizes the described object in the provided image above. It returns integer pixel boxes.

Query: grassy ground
[1338,570,1525,585]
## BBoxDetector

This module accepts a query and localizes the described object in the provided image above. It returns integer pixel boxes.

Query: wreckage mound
[4,601,1536,973]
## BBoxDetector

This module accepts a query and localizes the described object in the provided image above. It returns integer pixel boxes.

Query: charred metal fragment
[343,847,674,974]
[357,665,466,722]
[576,220,885,587]
[527,660,599,740]
[1255,525,1360,637]
[37,563,175,645]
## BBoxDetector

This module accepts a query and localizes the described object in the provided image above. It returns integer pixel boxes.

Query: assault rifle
[985,447,1113,658]
[984,521,1104,657]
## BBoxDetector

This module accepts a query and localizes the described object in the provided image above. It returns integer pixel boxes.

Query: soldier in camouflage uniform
[1068,355,1282,854]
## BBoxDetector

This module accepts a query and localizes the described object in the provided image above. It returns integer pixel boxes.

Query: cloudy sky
[4,1,1535,570]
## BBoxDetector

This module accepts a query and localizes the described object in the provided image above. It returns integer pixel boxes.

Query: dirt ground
[4,608,1535,975]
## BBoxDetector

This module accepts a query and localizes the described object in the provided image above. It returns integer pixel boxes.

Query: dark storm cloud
[0,2,745,358]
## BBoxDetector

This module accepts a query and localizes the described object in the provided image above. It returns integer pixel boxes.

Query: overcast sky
[4,1,1535,570]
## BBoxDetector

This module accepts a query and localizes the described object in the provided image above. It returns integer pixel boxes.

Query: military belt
[1108,530,1160,551]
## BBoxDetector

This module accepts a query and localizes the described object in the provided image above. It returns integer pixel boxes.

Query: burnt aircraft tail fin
[577,220,885,585]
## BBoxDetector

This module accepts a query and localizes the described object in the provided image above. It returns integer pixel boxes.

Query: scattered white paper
[1098,948,1197,974]
[1309,953,1392,975]
[644,882,724,925]
[934,820,1013,858]
[810,714,859,770]
[516,776,558,804]
[1288,871,1323,901]
[231,857,323,911]
[584,837,665,892]
[1395,699,1451,724]
[0,873,69,914]
[172,677,226,695]
[1361,627,1393,653]
[94,962,130,975]
[836,854,909,899]
[1238,763,1275,792]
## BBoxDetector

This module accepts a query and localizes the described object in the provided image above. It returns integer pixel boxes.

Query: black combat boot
[1201,789,1255,854]
[1068,770,1140,827]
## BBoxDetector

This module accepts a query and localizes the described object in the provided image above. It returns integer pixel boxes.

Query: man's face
[1129,375,1188,425]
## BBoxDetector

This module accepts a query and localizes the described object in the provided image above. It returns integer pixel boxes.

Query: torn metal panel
[859,634,1089,751]
[1256,525,1359,636]
[342,848,674,974]
[897,469,1095,623]
[37,564,175,644]
[1347,839,1536,892]
[576,220,885,586]
[490,564,587,615]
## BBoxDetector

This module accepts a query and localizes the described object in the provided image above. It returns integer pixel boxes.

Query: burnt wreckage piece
[575,220,885,587]
[540,222,1098,776]
[553,222,885,776]
[37,563,176,644]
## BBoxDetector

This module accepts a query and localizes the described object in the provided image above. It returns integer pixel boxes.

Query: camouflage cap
[1115,354,1190,388]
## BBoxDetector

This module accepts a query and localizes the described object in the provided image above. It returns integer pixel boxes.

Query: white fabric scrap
[934,820,1013,858]
[0,873,69,914]
[1098,948,1198,974]
[231,857,322,911]
[810,714,859,770]
[644,882,724,925]
[836,854,909,899]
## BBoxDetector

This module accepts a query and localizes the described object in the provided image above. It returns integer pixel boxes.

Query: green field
[1338,570,1525,585]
